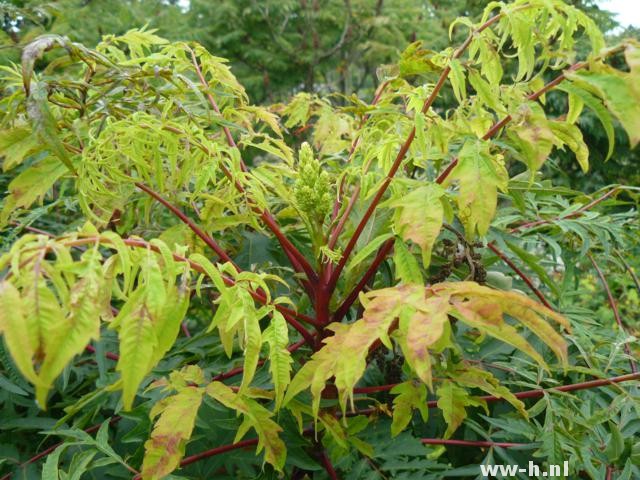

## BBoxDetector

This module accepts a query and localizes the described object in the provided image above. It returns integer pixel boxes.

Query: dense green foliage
[0,1,639,479]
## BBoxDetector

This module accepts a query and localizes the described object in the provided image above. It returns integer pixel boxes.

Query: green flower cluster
[293,142,332,222]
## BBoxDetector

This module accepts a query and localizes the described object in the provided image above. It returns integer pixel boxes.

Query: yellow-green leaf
[390,184,445,267]
[447,141,508,238]
[141,386,204,479]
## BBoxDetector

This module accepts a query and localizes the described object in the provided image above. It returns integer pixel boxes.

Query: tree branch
[420,438,527,448]
[187,47,318,286]
[487,242,554,310]
[587,252,637,374]
[332,238,393,322]
[327,11,505,291]
[135,182,236,266]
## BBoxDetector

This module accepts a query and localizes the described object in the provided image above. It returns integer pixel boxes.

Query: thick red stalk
[587,253,637,373]
[319,450,340,480]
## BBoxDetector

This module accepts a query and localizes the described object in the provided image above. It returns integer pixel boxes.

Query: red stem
[135,182,236,266]
[587,253,637,374]
[326,12,504,292]
[352,372,640,404]
[181,322,192,338]
[353,383,400,394]
[319,450,340,480]
[332,238,394,323]
[85,344,119,361]
[187,47,318,286]
[487,242,554,310]
[179,437,259,468]
[617,250,640,294]
[328,80,390,249]
[511,187,619,233]
[606,465,614,480]
[421,438,526,448]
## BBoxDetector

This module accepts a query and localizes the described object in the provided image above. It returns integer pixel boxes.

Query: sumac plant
[1,0,639,478]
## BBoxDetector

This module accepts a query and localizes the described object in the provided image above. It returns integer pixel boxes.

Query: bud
[293,143,332,222]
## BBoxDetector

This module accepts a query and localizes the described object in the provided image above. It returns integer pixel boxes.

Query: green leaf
[449,59,466,104]
[390,381,429,437]
[207,381,286,471]
[447,141,508,238]
[567,68,640,147]
[436,380,485,438]
[347,233,393,273]
[37,259,103,407]
[558,83,615,161]
[0,156,68,226]
[142,386,204,479]
[390,184,445,267]
[548,122,589,172]
[393,239,423,284]
[240,304,263,392]
[396,295,450,389]
[0,126,39,170]
[604,421,624,462]
[263,311,292,410]
[116,300,158,411]
[0,281,39,384]
[27,83,76,173]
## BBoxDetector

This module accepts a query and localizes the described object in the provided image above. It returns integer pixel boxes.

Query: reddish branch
[487,242,554,309]
[319,450,340,480]
[135,182,236,266]
[616,250,640,295]
[326,11,505,291]
[352,372,640,405]
[328,80,391,249]
[187,47,318,285]
[421,438,527,448]
[332,238,394,323]
[510,187,620,233]
[587,253,637,374]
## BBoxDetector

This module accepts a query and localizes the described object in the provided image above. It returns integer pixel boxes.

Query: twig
[319,449,340,480]
[587,253,637,373]
[187,46,318,285]
[421,438,527,448]
[327,11,506,292]
[487,242,554,310]
[135,182,236,266]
